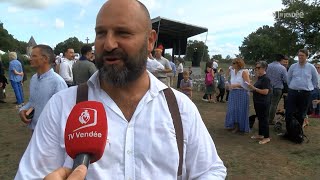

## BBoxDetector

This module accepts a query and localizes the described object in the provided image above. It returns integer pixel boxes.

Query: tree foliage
[164,53,172,61]
[211,54,222,60]
[276,0,320,54]
[54,37,84,55]
[239,25,301,63]
[0,22,27,54]
[185,40,209,62]
[239,0,320,63]
[225,55,231,60]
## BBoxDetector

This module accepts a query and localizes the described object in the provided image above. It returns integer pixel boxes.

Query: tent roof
[152,16,208,38]
[151,16,208,55]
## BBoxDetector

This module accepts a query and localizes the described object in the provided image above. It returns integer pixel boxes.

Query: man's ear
[42,55,50,64]
[148,30,157,53]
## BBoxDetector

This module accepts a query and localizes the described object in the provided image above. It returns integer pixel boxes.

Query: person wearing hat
[154,44,172,85]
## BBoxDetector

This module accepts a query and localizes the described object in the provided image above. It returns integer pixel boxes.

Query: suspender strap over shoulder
[76,83,89,103]
[164,88,184,176]
[76,84,184,177]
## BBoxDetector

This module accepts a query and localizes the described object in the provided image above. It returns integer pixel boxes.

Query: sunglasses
[316,67,320,69]
[255,66,261,69]
[232,62,236,64]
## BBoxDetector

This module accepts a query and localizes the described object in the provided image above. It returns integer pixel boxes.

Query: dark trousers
[225,89,230,101]
[285,89,311,131]
[254,102,270,138]
[282,94,287,109]
[216,87,225,101]
[177,73,183,89]
[203,94,208,99]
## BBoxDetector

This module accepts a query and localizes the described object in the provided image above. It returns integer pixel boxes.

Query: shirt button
[127,150,132,155]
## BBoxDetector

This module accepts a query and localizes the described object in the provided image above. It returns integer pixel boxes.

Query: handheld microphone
[64,101,108,170]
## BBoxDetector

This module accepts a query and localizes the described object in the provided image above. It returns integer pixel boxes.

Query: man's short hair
[81,45,93,56]
[256,61,268,69]
[274,54,285,62]
[298,49,309,57]
[33,45,55,64]
[64,47,73,53]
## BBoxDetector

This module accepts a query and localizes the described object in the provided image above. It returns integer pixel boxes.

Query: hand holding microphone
[44,165,87,180]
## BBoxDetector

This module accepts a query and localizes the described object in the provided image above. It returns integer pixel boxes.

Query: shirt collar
[37,68,54,79]
[79,56,87,61]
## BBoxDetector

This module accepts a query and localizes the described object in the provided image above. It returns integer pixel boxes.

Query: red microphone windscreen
[64,101,108,163]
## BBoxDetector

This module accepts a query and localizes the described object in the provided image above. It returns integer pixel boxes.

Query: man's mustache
[99,49,127,61]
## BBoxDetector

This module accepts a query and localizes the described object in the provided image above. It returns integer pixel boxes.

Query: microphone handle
[72,153,91,170]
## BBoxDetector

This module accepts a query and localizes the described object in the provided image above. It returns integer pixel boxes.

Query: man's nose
[103,33,118,52]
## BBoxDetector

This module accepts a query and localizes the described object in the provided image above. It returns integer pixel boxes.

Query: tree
[0,22,27,54]
[275,0,320,55]
[164,53,172,61]
[54,37,84,55]
[211,54,222,60]
[185,40,209,63]
[225,55,231,60]
[239,25,300,63]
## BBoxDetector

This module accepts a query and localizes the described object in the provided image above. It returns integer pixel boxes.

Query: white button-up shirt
[15,71,226,180]
[59,58,76,84]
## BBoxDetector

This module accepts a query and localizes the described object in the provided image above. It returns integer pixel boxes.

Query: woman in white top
[176,59,184,88]
[224,58,251,133]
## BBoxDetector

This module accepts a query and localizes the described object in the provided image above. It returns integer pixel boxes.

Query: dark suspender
[76,83,88,104]
[163,88,184,176]
[76,83,184,177]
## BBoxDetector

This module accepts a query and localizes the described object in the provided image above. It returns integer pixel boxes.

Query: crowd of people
[12,0,227,179]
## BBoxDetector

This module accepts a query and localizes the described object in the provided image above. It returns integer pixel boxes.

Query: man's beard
[96,41,148,88]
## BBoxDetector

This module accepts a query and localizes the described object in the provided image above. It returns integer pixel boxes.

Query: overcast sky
[0,0,284,57]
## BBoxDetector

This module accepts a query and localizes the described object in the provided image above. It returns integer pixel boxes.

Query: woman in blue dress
[224,58,251,133]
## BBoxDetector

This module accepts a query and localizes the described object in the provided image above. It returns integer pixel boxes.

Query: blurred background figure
[224,58,250,133]
[168,58,176,87]
[8,52,24,108]
[0,56,8,103]
[146,52,164,75]
[154,44,172,86]
[176,58,183,89]
[19,45,67,133]
[266,54,288,125]
[179,70,193,99]
[216,68,226,103]
[247,61,271,145]
[72,45,97,85]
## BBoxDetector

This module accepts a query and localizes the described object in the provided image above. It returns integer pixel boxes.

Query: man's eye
[96,31,106,37]
[118,31,131,36]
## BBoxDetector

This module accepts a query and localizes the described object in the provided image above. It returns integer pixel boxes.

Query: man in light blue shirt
[8,52,24,107]
[266,54,288,124]
[286,49,318,133]
[19,45,67,131]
